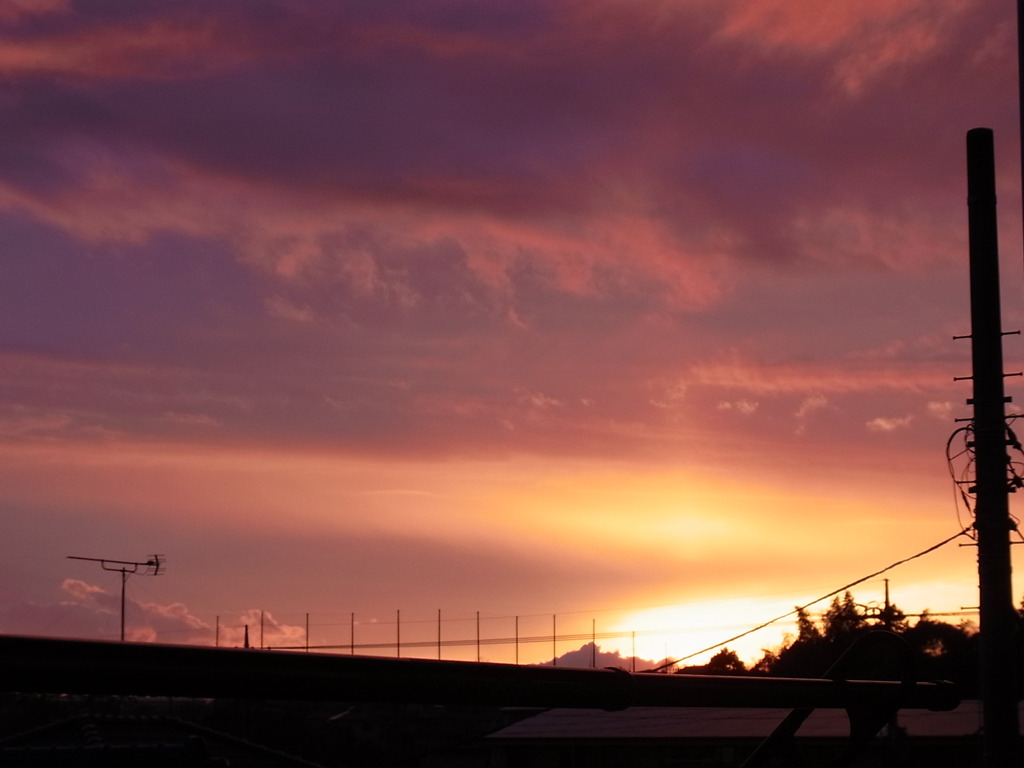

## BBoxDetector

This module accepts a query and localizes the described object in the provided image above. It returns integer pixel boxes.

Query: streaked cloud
[0,0,1011,660]
[866,414,915,432]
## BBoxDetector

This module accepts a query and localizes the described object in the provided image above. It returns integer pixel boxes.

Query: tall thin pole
[350,612,355,656]
[476,611,481,663]
[67,555,163,643]
[119,569,128,642]
[966,127,1020,768]
[552,615,557,667]
[515,616,519,666]
[1018,0,1024,261]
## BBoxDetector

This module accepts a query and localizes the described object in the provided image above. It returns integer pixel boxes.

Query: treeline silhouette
[675,591,1022,697]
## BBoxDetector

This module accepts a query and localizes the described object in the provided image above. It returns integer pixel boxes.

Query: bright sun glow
[607,597,806,668]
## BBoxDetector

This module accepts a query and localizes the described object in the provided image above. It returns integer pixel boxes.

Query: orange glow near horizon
[2,0,1022,675]
[3,434,1001,666]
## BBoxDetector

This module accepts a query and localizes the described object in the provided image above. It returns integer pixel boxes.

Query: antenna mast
[67,554,164,642]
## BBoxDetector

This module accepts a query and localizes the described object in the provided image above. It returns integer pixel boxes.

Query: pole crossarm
[66,555,165,641]
[67,555,164,576]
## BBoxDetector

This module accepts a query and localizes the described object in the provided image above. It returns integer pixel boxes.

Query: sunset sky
[2,0,1023,667]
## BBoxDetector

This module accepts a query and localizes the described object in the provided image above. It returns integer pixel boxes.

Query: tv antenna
[67,554,164,641]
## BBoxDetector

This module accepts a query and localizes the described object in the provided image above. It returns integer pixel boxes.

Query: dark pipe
[0,634,958,711]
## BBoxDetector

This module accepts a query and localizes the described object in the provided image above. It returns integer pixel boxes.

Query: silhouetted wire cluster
[946,417,1024,542]
[946,423,977,537]
[647,528,972,672]
[1006,416,1024,539]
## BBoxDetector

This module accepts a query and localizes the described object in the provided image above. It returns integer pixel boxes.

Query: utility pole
[1017,0,1024,259]
[67,554,164,641]
[964,127,1020,768]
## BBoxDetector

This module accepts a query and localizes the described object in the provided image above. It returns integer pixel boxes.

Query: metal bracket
[740,631,918,768]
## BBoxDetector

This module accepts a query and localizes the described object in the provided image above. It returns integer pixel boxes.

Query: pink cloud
[0,15,254,80]
[0,578,313,647]
[687,352,951,396]
[0,0,1005,310]
[716,0,978,85]
[0,0,69,24]
[0,0,1004,672]
[0,579,213,643]
[866,414,915,432]
[217,609,306,649]
[61,578,109,601]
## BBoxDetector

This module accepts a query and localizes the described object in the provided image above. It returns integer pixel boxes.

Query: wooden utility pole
[965,127,1020,768]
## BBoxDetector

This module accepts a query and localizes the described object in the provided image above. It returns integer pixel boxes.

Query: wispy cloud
[0,579,212,643]
[0,578,312,647]
[689,353,950,396]
[866,414,914,432]
[0,0,1003,652]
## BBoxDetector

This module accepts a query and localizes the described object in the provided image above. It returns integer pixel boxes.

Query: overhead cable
[645,527,973,672]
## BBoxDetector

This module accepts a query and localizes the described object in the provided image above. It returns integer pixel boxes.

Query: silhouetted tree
[750,649,777,675]
[822,592,866,641]
[750,593,1004,697]
[875,600,908,633]
[678,648,748,675]
[795,607,822,643]
[706,647,747,674]
[901,614,979,696]
[685,591,1024,696]
[764,612,831,678]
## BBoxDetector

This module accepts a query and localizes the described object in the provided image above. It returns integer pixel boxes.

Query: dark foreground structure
[486,702,1024,768]
[3,696,1017,768]
[0,635,958,711]
[0,633,965,767]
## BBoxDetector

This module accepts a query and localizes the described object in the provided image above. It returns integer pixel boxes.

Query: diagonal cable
[645,527,973,672]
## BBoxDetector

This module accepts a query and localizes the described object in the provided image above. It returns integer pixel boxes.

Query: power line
[646,527,973,671]
[206,531,974,663]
